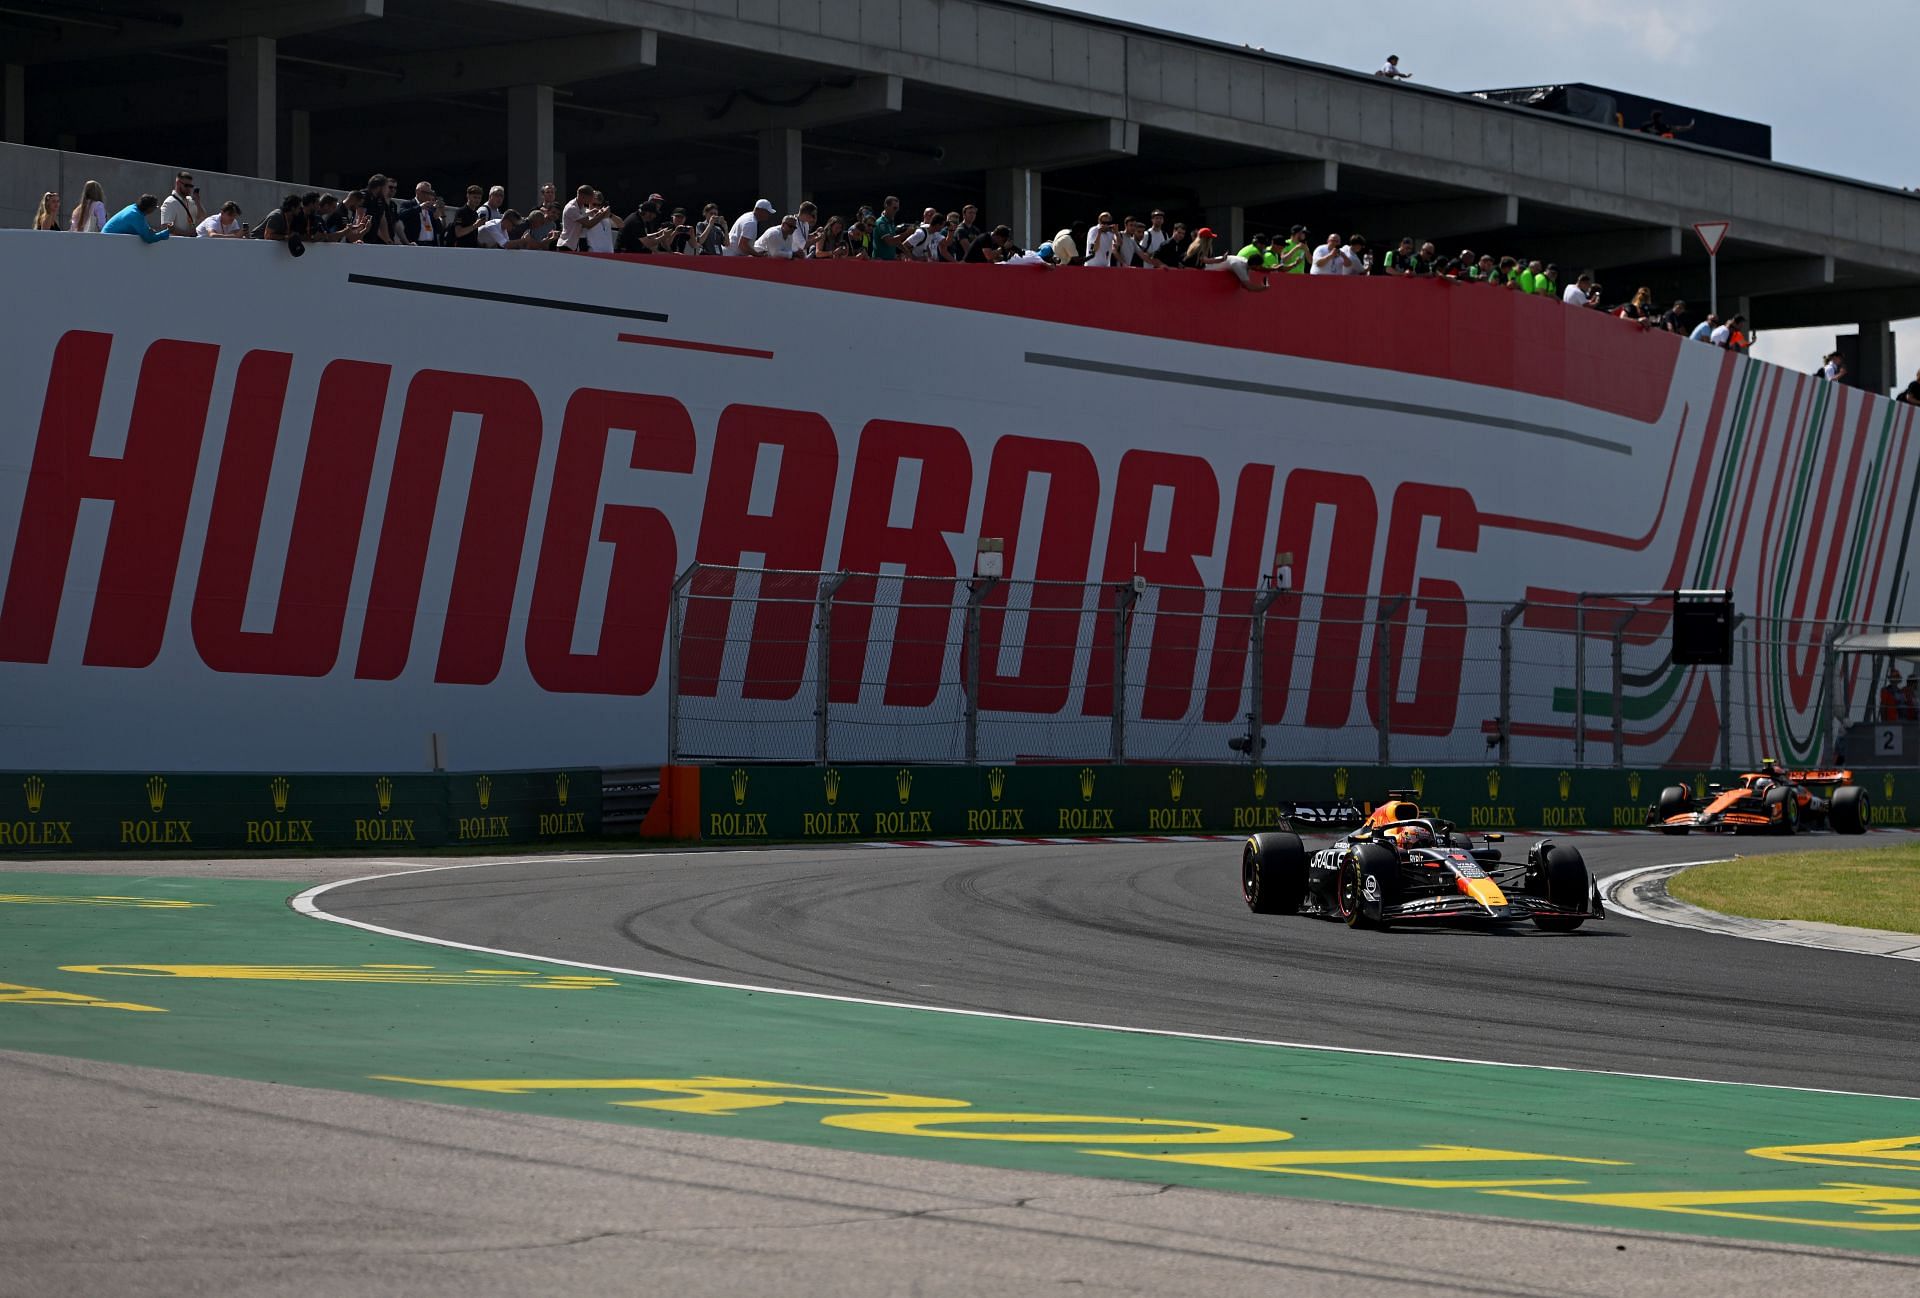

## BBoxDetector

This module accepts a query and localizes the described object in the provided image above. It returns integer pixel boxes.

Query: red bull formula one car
[1240,793,1604,931]
[1647,762,1870,835]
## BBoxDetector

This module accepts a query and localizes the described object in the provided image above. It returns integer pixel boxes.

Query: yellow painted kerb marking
[373,1076,972,1117]
[824,1112,1294,1144]
[1490,1182,1920,1231]
[0,893,204,909]
[1748,1135,1920,1172]
[61,964,617,991]
[0,979,166,1012]
[1096,1143,1626,1189]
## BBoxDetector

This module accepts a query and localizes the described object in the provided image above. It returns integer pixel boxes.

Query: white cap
[754,198,775,213]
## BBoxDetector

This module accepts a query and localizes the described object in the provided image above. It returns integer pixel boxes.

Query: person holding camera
[694,202,728,255]
[195,201,247,238]
[808,214,850,258]
[477,209,536,249]
[449,185,486,248]
[655,207,697,255]
[400,181,445,246]
[1084,212,1120,266]
[159,171,206,237]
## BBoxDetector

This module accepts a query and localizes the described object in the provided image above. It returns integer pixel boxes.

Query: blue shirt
[101,205,171,242]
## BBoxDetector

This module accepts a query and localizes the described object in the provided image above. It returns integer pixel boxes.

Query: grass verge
[1667,843,1920,934]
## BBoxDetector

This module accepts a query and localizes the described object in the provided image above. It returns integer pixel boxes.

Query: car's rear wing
[1282,799,1367,830]
[1786,768,1852,787]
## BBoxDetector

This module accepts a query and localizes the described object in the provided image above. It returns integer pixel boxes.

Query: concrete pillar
[288,109,311,186]
[507,84,554,213]
[1205,204,1245,252]
[2,63,23,145]
[757,127,803,214]
[985,166,1039,249]
[226,35,277,177]
[1852,319,1895,396]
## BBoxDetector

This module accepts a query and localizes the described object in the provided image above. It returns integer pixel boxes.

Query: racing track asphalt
[320,833,1920,1097]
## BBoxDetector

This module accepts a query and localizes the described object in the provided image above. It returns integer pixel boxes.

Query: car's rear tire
[1831,785,1870,835]
[1342,843,1398,929]
[1765,785,1798,835]
[1656,785,1691,834]
[1532,845,1591,932]
[1242,833,1308,914]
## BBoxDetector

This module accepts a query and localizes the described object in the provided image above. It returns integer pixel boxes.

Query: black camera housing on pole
[1672,589,1734,665]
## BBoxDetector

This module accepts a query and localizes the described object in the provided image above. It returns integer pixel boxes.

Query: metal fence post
[667,563,698,764]
[1822,623,1845,765]
[1112,580,1142,764]
[1610,612,1629,768]
[1720,614,1744,770]
[1573,597,1587,769]
[1497,601,1524,766]
[963,577,998,764]
[1246,583,1285,763]
[1376,596,1405,767]
[814,572,849,766]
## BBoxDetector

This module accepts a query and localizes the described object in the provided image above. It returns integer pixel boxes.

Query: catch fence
[666,564,1907,770]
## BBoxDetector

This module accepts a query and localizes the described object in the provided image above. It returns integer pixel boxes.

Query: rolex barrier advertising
[696,764,1919,842]
[0,769,599,854]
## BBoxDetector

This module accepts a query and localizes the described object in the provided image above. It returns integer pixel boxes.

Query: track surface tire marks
[325,834,1920,1096]
[15,1051,1920,1298]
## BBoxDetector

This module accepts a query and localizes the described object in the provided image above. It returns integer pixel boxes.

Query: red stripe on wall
[616,332,774,360]
[591,254,1681,424]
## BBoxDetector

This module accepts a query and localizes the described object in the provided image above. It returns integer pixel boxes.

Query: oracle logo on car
[0,330,1491,734]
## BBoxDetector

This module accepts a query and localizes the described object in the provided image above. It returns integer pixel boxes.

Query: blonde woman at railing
[71,180,106,233]
[33,191,64,230]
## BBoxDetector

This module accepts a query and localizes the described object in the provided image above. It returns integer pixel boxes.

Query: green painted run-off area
[4,868,1920,1252]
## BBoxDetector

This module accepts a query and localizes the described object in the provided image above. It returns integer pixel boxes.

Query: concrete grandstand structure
[3,0,1918,385]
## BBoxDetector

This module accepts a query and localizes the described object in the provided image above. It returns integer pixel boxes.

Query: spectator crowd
[26,167,1920,370]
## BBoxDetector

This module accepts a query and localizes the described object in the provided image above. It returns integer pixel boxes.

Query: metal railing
[666,564,1910,769]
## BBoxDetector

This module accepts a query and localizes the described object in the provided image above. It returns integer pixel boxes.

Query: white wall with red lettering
[1,234,1912,770]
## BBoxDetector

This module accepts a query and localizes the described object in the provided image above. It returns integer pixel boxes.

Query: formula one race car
[1646,761,1870,835]
[1240,793,1604,931]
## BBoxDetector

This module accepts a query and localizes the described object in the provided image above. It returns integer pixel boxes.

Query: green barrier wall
[0,769,600,854]
[699,763,1919,842]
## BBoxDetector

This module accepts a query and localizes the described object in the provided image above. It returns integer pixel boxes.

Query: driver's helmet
[1383,823,1434,853]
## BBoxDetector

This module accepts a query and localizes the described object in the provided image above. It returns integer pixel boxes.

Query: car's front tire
[1765,785,1798,835]
[1656,785,1692,834]
[1243,832,1308,914]
[1342,843,1398,929]
[1532,845,1591,932]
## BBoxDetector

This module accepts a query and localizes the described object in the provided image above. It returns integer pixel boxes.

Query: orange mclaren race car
[1647,761,1870,835]
[1240,792,1603,931]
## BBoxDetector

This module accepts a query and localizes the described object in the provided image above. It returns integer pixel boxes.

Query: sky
[1102,0,1918,387]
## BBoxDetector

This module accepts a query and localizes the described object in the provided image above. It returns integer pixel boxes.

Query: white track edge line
[1601,861,1920,961]
[289,854,1920,1105]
